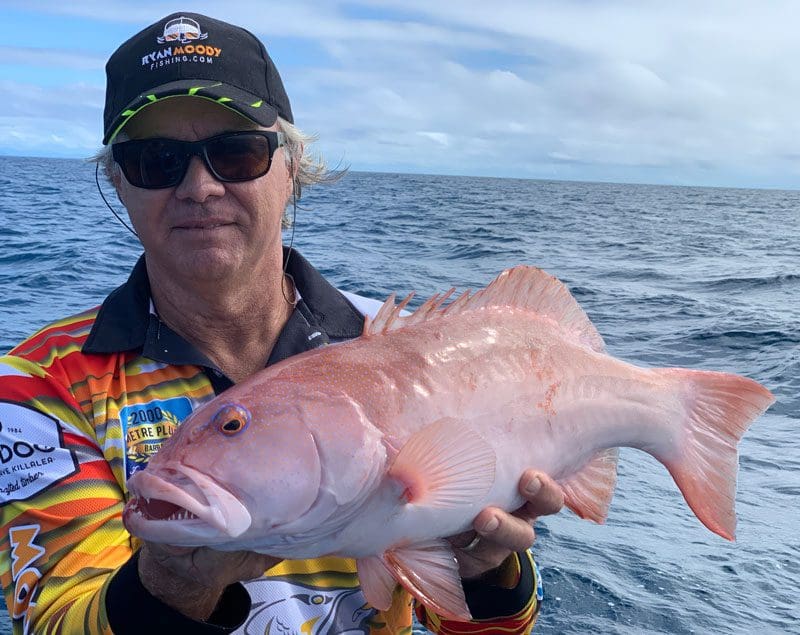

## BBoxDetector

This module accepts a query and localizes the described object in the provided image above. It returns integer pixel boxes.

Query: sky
[2,1,800,188]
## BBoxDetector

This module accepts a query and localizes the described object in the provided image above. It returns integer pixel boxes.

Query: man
[0,12,563,634]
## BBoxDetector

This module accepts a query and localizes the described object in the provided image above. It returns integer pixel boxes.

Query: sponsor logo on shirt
[9,523,44,633]
[242,576,376,634]
[121,397,192,478]
[0,402,78,503]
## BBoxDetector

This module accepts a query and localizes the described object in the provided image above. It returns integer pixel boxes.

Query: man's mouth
[175,218,234,230]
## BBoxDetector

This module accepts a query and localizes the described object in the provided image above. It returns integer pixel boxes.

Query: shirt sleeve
[0,354,132,633]
[0,353,258,635]
[415,551,541,635]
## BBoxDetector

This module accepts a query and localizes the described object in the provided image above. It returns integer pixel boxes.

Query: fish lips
[124,464,252,544]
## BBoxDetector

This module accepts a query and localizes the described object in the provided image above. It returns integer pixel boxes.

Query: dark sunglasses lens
[206,134,272,181]
[118,140,187,188]
[136,140,187,187]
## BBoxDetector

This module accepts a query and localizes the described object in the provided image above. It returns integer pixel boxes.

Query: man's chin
[158,248,245,283]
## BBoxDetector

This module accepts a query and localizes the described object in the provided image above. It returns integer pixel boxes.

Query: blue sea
[0,155,798,634]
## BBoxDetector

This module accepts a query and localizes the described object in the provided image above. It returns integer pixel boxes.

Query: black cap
[103,12,293,144]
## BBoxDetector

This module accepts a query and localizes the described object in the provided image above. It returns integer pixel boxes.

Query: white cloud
[3,1,800,186]
[0,80,103,119]
[0,80,103,156]
[417,132,450,147]
[0,115,99,157]
[0,46,106,71]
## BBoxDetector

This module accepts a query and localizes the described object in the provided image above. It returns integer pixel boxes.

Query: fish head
[124,385,387,553]
[124,394,324,547]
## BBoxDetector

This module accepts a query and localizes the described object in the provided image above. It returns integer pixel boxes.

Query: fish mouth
[124,464,252,544]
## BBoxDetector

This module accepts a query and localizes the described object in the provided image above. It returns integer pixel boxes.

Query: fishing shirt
[0,249,543,634]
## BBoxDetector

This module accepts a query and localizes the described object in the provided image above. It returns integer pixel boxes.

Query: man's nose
[174,155,225,201]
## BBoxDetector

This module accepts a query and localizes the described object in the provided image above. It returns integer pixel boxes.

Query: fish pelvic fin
[364,266,606,353]
[559,447,619,523]
[357,555,398,611]
[388,417,495,508]
[386,539,471,621]
[657,368,775,541]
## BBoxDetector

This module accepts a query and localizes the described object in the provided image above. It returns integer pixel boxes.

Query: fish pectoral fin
[357,555,397,611]
[385,539,471,621]
[388,417,495,508]
[559,447,619,523]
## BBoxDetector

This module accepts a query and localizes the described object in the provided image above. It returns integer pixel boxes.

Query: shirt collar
[82,248,365,368]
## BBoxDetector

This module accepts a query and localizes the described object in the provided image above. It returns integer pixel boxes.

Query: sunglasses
[112,130,286,189]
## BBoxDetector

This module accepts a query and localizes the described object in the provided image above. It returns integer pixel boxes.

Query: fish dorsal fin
[558,447,619,523]
[363,289,454,336]
[385,539,471,621]
[363,266,605,352]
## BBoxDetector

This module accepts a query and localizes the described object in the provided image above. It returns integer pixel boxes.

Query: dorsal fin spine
[362,266,605,353]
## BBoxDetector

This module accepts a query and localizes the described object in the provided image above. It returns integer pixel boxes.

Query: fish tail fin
[655,368,774,540]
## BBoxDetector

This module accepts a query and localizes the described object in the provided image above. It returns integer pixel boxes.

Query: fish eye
[212,404,251,436]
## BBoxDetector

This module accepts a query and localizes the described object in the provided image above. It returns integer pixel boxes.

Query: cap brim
[103,79,279,144]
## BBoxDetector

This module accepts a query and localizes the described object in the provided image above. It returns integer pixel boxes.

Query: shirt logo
[9,524,45,633]
[157,16,208,44]
[121,397,192,478]
[241,576,376,634]
[0,402,78,504]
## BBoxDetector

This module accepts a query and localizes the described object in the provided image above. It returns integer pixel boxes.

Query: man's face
[113,97,291,285]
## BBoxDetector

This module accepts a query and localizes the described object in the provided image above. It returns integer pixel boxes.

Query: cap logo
[142,16,221,69]
[157,16,208,44]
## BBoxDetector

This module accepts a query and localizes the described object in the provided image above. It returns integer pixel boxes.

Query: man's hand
[449,470,564,581]
[138,541,281,621]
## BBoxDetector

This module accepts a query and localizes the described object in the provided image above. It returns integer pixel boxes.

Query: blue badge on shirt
[120,397,192,479]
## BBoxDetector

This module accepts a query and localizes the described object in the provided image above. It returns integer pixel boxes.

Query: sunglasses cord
[95,163,139,239]
[281,171,299,307]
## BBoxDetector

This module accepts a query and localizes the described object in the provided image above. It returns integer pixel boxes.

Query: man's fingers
[474,508,536,552]
[517,470,564,520]
[452,469,565,579]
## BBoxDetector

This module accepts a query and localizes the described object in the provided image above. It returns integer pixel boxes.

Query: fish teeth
[164,509,199,522]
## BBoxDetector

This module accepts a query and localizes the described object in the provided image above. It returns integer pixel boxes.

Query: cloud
[417,132,450,147]
[0,80,103,156]
[3,1,800,186]
[0,46,106,71]
[0,116,99,157]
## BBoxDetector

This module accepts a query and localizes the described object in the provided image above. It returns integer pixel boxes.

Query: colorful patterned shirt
[0,250,541,634]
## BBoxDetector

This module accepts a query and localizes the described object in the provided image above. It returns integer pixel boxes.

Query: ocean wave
[444,242,527,260]
[2,160,798,635]
[688,329,800,346]
[701,273,800,291]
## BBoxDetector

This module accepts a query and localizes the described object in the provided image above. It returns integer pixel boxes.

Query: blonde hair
[90,115,345,226]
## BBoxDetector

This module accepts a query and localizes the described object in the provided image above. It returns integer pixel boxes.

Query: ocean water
[0,155,798,634]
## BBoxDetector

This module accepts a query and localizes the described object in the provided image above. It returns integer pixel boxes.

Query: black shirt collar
[83,248,365,372]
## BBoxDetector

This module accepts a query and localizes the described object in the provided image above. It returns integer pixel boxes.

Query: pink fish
[123,266,775,620]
